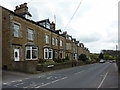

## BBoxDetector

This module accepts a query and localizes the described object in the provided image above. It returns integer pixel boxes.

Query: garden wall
[37,61,86,72]
[12,61,38,73]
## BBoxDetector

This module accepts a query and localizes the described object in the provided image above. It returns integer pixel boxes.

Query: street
[2,62,118,88]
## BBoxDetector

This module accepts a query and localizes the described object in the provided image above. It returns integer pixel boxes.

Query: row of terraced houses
[1,3,90,70]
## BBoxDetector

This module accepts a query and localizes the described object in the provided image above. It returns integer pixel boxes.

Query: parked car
[109,60,116,63]
[99,59,105,63]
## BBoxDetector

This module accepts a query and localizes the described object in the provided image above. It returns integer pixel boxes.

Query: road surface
[2,62,118,88]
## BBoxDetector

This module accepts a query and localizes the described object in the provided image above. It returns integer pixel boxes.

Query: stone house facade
[1,3,90,70]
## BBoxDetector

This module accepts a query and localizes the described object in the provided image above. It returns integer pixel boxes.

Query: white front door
[14,48,20,61]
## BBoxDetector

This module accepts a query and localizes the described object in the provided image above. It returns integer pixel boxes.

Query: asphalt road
[2,62,119,88]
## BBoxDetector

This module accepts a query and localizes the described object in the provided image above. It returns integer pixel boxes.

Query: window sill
[26,59,38,60]
[13,36,22,38]
[28,39,34,42]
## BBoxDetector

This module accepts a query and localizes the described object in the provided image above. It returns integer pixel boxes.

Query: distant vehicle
[109,60,116,63]
[109,61,113,63]
[99,59,105,63]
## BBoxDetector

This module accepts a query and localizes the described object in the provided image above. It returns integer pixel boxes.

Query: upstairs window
[52,38,55,45]
[56,38,58,46]
[13,23,21,37]
[46,22,50,29]
[45,34,49,44]
[60,40,63,46]
[28,29,34,41]
[39,22,45,27]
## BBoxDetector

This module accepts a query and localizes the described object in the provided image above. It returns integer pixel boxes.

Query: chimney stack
[14,3,32,18]
[63,31,67,35]
[50,22,56,31]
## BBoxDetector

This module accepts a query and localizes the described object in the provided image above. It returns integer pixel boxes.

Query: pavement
[2,62,119,89]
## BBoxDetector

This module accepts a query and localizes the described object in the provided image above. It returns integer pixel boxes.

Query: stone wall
[12,60,38,73]
[37,61,85,72]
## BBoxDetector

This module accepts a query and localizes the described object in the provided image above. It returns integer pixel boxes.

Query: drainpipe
[9,13,13,69]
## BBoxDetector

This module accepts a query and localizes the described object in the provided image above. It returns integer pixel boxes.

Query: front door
[53,50,55,60]
[14,48,20,61]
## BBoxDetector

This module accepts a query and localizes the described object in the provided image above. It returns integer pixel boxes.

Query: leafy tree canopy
[79,54,88,62]
[99,53,104,59]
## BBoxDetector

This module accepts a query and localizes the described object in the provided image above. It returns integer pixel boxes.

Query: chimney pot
[63,31,67,35]
[24,3,27,6]
[15,6,19,9]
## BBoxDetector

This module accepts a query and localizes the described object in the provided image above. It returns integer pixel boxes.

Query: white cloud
[0,0,118,53]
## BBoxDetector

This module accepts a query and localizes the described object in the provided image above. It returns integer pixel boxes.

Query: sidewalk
[2,70,54,83]
[2,70,35,83]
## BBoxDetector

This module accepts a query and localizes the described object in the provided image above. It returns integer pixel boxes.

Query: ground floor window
[59,51,63,59]
[55,51,58,59]
[44,48,53,59]
[73,54,77,60]
[26,46,38,60]
[60,53,62,59]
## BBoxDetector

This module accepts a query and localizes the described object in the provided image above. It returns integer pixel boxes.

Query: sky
[0,0,119,53]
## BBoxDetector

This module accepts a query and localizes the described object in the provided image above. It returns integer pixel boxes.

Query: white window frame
[56,38,58,46]
[28,29,34,41]
[55,51,58,59]
[44,48,49,59]
[52,38,55,45]
[60,40,63,46]
[26,46,38,60]
[45,34,49,44]
[73,54,77,60]
[49,49,53,59]
[44,48,53,59]
[13,23,21,37]
[46,22,50,29]
[75,54,77,60]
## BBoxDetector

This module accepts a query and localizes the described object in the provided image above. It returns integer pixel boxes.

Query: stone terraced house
[1,3,90,70]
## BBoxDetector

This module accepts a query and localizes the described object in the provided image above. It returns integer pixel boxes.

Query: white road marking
[54,77,57,79]
[98,72,108,88]
[25,78,29,79]
[47,76,52,79]
[16,80,23,82]
[38,75,45,78]
[74,70,85,75]
[14,82,25,87]
[11,81,16,83]
[3,83,8,85]
[4,79,23,84]
[35,77,68,88]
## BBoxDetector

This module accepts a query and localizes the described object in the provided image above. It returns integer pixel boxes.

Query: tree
[90,54,99,62]
[79,54,88,62]
[104,55,116,60]
[99,53,104,59]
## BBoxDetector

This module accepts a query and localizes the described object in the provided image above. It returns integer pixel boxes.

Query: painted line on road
[74,70,85,75]
[3,79,23,84]
[47,76,52,79]
[14,82,25,87]
[98,72,108,88]
[35,77,68,88]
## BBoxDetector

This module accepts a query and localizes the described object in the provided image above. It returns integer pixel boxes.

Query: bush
[79,54,88,62]
[65,56,69,60]
[54,59,64,63]
[86,60,91,64]
[38,59,46,63]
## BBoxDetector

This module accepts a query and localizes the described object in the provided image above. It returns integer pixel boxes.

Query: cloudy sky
[0,0,119,53]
